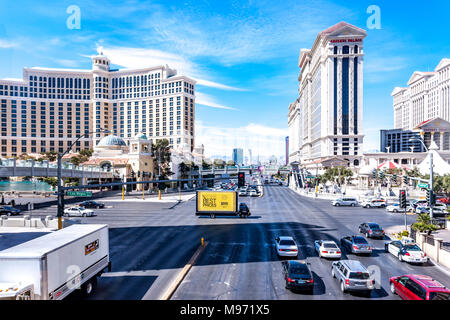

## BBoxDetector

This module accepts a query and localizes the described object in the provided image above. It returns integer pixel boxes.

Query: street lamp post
[57,129,109,229]
[409,137,434,219]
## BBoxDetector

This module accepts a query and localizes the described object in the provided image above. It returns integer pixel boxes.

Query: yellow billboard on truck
[196,190,238,217]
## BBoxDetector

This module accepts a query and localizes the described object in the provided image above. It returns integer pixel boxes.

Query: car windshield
[280,240,296,246]
[290,265,310,275]
[429,292,450,300]
[349,272,370,280]
[353,237,368,244]
[404,245,421,251]
[323,243,338,249]
[368,223,381,230]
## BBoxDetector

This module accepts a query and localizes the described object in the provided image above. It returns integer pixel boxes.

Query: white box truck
[0,224,111,300]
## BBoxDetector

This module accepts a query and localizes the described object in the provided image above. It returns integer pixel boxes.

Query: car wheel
[7,212,11,216]
[398,253,403,262]
[331,268,336,278]
[340,281,346,293]
[81,277,97,298]
[82,213,87,217]
[365,205,369,208]
[351,203,355,207]
[390,282,396,295]
[335,203,340,207]
[365,232,369,238]
[385,244,389,252]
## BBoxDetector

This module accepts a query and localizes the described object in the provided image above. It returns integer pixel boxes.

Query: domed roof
[134,132,147,140]
[97,135,127,147]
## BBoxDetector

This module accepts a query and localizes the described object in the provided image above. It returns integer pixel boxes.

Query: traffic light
[131,171,135,179]
[393,174,397,183]
[379,171,384,180]
[238,172,245,187]
[372,169,377,179]
[137,171,141,178]
[403,176,408,184]
[399,189,407,208]
[427,189,436,207]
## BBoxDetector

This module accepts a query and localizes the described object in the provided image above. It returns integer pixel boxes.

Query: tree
[226,160,236,166]
[17,153,35,160]
[152,139,173,178]
[412,213,438,234]
[178,162,191,179]
[202,160,212,170]
[37,151,58,162]
[213,159,225,169]
[40,177,58,189]
[70,149,93,166]
[319,166,353,185]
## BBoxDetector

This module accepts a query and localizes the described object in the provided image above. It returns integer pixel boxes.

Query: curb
[159,241,208,300]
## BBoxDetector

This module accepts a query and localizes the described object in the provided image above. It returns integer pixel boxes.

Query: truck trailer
[196,190,239,218]
[0,224,111,300]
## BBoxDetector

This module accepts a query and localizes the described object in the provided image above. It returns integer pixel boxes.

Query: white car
[385,240,427,264]
[238,189,248,196]
[64,206,94,217]
[249,189,258,197]
[314,240,341,258]
[386,203,413,213]
[275,236,299,257]
[361,199,386,208]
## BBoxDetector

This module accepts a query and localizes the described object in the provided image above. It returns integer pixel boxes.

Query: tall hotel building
[0,53,196,158]
[392,58,450,130]
[288,22,367,167]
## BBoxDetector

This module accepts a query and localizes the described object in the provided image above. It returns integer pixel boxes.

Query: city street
[27,184,449,300]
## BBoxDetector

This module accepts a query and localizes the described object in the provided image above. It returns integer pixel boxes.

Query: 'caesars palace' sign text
[330,39,362,43]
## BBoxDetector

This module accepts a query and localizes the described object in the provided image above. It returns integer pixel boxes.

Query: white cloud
[92,45,245,93]
[196,92,237,110]
[196,121,288,159]
[0,39,17,48]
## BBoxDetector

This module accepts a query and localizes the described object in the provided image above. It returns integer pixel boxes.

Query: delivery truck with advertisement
[0,224,111,300]
[196,190,240,218]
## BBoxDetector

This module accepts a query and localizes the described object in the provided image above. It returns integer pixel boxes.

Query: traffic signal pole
[429,152,434,220]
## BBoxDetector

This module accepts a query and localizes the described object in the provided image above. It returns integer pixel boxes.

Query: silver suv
[331,260,374,295]
[332,197,358,207]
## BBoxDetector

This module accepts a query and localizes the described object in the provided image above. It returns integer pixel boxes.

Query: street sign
[417,183,429,188]
[66,191,92,197]
[306,175,316,179]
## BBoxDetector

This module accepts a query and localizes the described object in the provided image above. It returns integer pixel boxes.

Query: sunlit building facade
[0,53,196,158]
[288,21,366,167]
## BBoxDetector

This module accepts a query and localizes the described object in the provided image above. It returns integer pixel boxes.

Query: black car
[340,235,372,255]
[80,200,105,209]
[358,222,385,239]
[282,260,314,293]
[0,206,21,216]
[238,203,250,218]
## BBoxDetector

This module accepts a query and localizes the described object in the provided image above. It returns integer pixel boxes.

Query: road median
[159,240,208,300]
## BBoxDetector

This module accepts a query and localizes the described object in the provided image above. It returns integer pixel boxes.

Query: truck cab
[0,282,34,300]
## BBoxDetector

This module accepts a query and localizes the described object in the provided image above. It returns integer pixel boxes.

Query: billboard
[196,191,238,214]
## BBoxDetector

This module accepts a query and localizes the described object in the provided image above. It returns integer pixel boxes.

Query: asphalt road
[172,185,450,300]
[26,185,450,300]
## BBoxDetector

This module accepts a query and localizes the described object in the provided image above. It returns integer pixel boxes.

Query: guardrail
[0,158,113,178]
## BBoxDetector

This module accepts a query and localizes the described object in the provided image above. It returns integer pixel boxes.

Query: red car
[390,274,450,300]
[437,197,450,204]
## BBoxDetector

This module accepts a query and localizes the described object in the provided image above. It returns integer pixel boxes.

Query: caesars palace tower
[288,21,367,168]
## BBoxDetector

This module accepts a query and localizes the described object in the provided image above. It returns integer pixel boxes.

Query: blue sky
[0,0,449,160]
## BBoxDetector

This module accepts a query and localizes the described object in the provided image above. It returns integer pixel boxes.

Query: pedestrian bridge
[0,158,113,179]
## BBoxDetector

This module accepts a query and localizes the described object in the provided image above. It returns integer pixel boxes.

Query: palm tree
[152,139,172,178]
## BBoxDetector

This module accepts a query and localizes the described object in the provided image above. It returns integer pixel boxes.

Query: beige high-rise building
[0,53,196,158]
